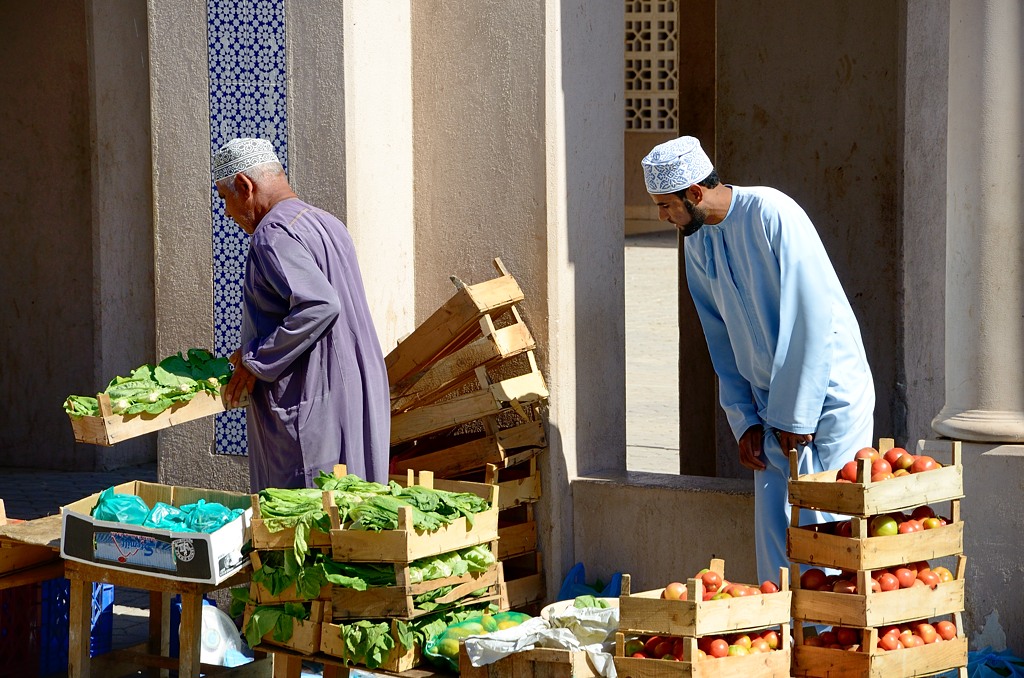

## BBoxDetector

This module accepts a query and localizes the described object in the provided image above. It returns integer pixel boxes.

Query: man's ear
[686,184,704,204]
[233,172,254,198]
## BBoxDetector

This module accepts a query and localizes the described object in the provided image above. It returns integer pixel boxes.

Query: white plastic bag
[199,605,246,666]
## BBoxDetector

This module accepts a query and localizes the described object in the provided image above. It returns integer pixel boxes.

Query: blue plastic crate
[38,577,114,676]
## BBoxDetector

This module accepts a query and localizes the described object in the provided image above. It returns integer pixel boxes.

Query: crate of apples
[788,438,964,516]
[792,556,966,628]
[614,628,791,677]
[619,559,791,638]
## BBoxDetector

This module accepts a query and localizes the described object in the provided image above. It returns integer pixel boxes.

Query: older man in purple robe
[212,138,390,491]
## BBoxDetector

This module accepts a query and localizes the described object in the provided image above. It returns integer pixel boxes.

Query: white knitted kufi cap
[212,138,280,182]
[641,136,714,194]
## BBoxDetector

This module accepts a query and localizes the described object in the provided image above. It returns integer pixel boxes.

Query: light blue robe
[684,186,875,583]
[240,199,391,492]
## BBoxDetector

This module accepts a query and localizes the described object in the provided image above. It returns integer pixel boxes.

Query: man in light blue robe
[642,136,875,583]
[213,138,391,491]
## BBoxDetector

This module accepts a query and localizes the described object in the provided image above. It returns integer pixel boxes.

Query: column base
[931,407,1024,443]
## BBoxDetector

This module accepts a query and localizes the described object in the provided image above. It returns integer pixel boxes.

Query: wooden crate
[614,632,791,678]
[503,550,545,610]
[391,312,537,415]
[67,389,246,446]
[788,439,964,516]
[391,420,546,477]
[320,617,422,673]
[247,549,333,605]
[250,493,332,551]
[790,556,967,628]
[244,601,325,655]
[498,518,537,560]
[460,646,601,678]
[792,618,967,678]
[618,560,792,637]
[787,505,964,572]
[390,363,548,446]
[330,558,507,620]
[330,471,499,563]
[386,267,526,390]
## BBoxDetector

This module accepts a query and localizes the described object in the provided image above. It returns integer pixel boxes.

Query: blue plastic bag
[556,562,622,602]
[968,648,1024,678]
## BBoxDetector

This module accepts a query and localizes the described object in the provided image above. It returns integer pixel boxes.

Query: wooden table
[65,559,271,678]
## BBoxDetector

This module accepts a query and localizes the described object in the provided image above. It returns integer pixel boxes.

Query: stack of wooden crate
[787,438,969,678]
[245,467,508,673]
[613,559,792,677]
[388,259,548,611]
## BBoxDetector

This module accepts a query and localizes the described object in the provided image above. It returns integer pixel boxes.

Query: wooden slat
[787,516,964,572]
[460,646,600,678]
[498,521,536,560]
[386,275,525,387]
[391,322,536,412]
[330,508,499,563]
[792,635,967,678]
[391,421,546,477]
[390,390,502,445]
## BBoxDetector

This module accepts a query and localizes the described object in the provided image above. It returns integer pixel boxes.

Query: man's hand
[739,425,767,471]
[225,349,256,408]
[777,430,815,455]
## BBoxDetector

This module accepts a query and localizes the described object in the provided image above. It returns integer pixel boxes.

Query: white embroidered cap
[212,138,281,182]
[641,136,714,194]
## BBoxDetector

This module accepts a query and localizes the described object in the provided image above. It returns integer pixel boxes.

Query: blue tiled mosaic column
[207,0,288,455]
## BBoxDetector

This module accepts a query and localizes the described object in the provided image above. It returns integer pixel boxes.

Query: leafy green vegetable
[63,348,232,417]
[243,602,309,649]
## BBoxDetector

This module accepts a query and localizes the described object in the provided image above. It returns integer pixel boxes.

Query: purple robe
[239,198,390,491]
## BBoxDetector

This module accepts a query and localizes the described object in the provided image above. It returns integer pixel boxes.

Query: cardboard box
[60,481,252,584]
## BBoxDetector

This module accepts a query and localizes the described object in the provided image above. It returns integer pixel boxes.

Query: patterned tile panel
[207,0,288,455]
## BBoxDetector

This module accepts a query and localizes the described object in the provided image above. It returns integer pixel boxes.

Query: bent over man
[642,136,875,582]
[213,138,390,491]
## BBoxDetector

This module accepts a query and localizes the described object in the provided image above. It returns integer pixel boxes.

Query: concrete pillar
[88,0,156,469]
[340,0,416,349]
[933,0,1024,442]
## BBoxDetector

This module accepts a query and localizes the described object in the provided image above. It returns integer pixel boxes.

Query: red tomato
[935,621,957,641]
[883,447,908,467]
[709,639,729,658]
[700,570,723,593]
[911,455,939,473]
[894,568,917,588]
[914,623,938,644]
[800,568,828,591]
[855,447,880,461]
[878,572,900,591]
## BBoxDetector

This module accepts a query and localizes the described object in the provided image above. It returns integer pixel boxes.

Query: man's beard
[681,198,708,237]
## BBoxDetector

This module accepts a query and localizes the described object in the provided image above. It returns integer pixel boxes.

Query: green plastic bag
[423,610,532,673]
[91,487,150,525]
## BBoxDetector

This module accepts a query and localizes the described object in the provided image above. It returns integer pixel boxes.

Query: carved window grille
[625,0,678,131]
